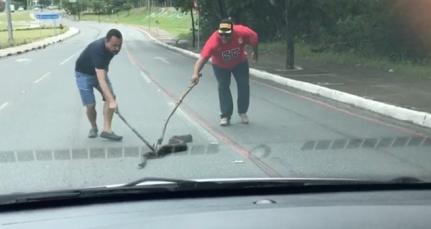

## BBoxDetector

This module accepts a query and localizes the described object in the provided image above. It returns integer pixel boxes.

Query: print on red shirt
[222,48,241,61]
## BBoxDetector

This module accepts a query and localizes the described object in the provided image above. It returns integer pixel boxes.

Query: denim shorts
[75,71,115,106]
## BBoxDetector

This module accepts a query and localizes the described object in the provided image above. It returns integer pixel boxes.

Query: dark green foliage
[193,0,431,62]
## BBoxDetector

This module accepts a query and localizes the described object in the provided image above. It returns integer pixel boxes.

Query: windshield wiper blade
[121,177,390,190]
[0,178,193,206]
[0,190,82,205]
[0,178,201,206]
[387,176,424,184]
[122,177,199,187]
[1,177,429,207]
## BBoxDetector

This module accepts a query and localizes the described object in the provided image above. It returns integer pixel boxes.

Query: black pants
[212,61,250,119]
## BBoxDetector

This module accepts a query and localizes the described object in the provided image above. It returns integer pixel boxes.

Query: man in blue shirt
[75,29,123,141]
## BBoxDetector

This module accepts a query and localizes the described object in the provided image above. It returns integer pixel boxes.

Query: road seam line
[140,71,152,83]
[33,72,51,84]
[0,102,9,111]
[153,56,170,64]
[253,80,426,137]
[59,51,80,65]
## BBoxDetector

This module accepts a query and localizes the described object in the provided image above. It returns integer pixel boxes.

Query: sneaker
[100,131,123,141]
[88,127,98,138]
[239,113,249,124]
[220,117,230,126]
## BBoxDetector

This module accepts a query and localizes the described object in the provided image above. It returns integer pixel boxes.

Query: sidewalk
[140,26,431,116]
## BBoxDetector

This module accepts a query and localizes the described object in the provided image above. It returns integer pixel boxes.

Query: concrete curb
[137,27,431,129]
[250,68,431,128]
[0,27,80,58]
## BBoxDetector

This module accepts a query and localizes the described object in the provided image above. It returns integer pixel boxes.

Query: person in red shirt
[191,19,258,126]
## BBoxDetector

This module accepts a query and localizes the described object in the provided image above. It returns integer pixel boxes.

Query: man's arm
[191,56,208,84]
[95,68,116,109]
[250,44,258,62]
[191,32,216,84]
[240,25,259,61]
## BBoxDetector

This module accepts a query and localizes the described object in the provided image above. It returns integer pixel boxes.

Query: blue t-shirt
[75,38,114,76]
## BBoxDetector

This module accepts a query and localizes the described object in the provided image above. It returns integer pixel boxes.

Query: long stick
[115,110,154,151]
[154,81,198,152]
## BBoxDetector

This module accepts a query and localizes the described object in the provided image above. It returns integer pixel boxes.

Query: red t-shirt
[201,24,258,70]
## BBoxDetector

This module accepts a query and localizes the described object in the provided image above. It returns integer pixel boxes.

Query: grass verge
[80,7,192,37]
[0,27,68,48]
[260,40,431,77]
[0,11,33,30]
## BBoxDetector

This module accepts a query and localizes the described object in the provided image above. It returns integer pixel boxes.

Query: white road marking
[317,82,345,86]
[16,58,31,63]
[154,56,170,64]
[59,50,82,65]
[140,71,152,83]
[0,102,9,111]
[33,72,51,84]
[274,66,305,72]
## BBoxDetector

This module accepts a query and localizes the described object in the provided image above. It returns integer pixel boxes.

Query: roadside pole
[193,0,200,50]
[197,8,200,50]
[6,0,14,46]
[149,0,152,32]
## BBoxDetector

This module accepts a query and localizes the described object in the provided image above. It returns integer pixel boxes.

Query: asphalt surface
[1,21,431,194]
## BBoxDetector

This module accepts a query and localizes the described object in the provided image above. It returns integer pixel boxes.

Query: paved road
[1,21,431,194]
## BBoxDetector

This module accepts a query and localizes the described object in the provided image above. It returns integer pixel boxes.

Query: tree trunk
[285,0,294,69]
[77,3,81,21]
[190,7,196,48]
[5,0,14,46]
[217,0,227,19]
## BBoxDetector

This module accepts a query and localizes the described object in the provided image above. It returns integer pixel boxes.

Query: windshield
[1,0,431,195]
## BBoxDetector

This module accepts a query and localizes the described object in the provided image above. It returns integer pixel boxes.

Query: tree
[123,2,132,15]
[284,0,294,69]
[174,0,196,48]
[111,0,126,13]
[0,1,5,12]
[127,0,140,8]
[38,0,51,9]
[179,0,431,63]
[63,0,89,20]
[92,0,104,15]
